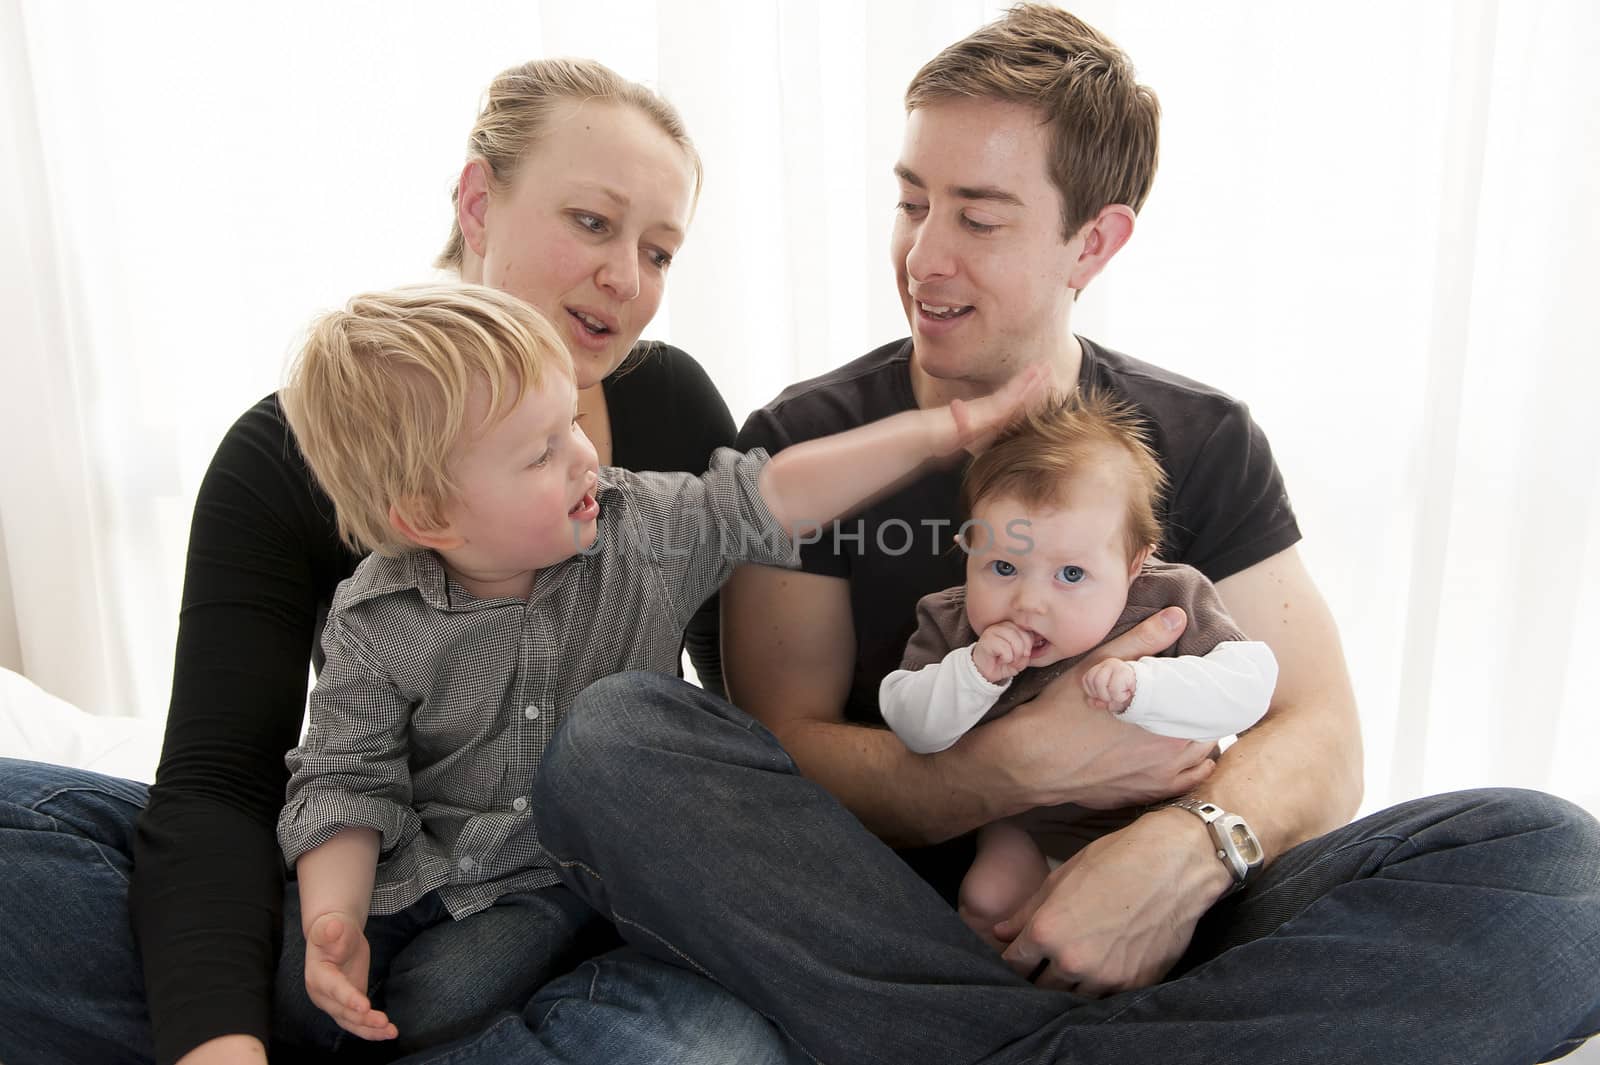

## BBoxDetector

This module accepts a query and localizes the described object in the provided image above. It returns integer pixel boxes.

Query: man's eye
[989,559,1016,577]
[1058,565,1085,584]
[896,201,928,218]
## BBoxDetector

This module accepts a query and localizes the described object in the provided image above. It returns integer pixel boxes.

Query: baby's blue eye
[1057,565,1086,584]
[989,559,1016,577]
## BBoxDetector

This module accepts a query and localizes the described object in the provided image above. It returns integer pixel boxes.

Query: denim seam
[550,856,822,1064]
[28,786,138,886]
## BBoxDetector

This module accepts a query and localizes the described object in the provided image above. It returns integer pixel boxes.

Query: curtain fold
[2,0,1595,818]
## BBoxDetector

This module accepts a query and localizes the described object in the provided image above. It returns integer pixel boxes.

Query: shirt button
[523,705,540,720]
[458,856,475,873]
[512,796,529,813]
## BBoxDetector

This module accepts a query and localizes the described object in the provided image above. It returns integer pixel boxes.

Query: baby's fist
[973,622,1032,684]
[1082,657,1137,713]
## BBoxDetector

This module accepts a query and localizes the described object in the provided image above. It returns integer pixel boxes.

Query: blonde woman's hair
[281,283,574,556]
[962,388,1167,562]
[435,57,703,271]
[906,3,1160,242]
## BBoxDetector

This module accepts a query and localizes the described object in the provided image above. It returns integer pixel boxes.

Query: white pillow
[0,667,163,783]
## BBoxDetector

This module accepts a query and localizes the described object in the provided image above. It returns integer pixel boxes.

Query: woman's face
[465,101,697,389]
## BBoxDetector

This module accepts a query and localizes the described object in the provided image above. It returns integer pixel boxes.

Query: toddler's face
[442,373,601,578]
[963,493,1144,669]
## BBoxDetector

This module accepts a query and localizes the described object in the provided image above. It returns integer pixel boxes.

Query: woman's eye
[573,212,608,234]
[1057,565,1085,584]
[989,559,1016,577]
[646,247,673,269]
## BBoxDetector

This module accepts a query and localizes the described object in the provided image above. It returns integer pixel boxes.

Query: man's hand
[304,911,397,1042]
[992,808,1234,996]
[973,622,1034,684]
[1081,657,1137,713]
[992,607,1216,811]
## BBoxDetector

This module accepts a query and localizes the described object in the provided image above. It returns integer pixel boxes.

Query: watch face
[1227,822,1264,865]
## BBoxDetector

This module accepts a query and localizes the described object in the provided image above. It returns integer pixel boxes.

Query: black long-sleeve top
[130,343,734,1065]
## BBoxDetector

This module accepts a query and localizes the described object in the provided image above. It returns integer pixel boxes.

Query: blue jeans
[0,757,804,1065]
[534,672,1600,1065]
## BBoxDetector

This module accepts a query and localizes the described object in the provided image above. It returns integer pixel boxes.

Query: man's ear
[1067,204,1136,293]
[389,501,464,551]
[456,159,493,260]
[1128,543,1154,578]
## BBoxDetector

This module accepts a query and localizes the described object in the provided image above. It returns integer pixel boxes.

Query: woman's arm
[132,396,356,1065]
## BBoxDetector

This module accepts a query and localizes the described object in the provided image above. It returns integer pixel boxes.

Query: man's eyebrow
[893,165,1024,208]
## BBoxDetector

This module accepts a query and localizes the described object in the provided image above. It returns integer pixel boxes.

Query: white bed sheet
[1,666,163,783]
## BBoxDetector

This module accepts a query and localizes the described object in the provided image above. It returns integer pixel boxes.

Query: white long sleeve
[879,645,1010,754]
[1121,640,1278,740]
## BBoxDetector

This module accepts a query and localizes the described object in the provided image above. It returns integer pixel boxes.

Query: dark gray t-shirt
[735,336,1301,728]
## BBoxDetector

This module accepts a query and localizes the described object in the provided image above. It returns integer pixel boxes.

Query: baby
[878,391,1278,948]
[274,283,1041,1050]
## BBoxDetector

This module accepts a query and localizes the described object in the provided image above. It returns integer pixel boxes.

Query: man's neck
[909,334,1084,410]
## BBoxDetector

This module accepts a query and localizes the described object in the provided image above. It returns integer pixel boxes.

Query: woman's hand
[304,911,398,1041]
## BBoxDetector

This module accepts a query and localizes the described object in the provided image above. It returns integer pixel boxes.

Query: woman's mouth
[568,308,614,337]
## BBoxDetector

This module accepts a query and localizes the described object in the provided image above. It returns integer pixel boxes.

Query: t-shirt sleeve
[736,405,852,580]
[130,398,342,1065]
[1166,402,1300,583]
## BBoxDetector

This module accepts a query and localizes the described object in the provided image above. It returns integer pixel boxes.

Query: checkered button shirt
[278,447,796,918]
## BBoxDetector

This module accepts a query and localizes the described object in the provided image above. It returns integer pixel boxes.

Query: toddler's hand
[949,365,1051,454]
[304,911,398,1042]
[973,622,1034,684]
[1083,657,1138,714]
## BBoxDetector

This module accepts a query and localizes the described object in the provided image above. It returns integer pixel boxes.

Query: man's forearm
[1190,689,1362,862]
[774,717,1033,847]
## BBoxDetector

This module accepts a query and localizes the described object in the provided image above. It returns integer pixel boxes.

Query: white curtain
[3,0,1597,821]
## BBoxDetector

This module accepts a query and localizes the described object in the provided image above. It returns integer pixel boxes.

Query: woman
[0,59,784,1065]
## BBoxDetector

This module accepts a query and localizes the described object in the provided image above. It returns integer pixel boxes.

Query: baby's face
[963,493,1143,668]
[442,372,601,578]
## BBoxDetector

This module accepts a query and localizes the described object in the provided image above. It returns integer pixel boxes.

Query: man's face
[891,98,1084,387]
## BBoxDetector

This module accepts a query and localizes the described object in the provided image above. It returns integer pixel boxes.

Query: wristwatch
[1164,798,1263,893]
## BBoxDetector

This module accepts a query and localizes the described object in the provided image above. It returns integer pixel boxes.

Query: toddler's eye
[1057,565,1085,584]
[988,560,1016,577]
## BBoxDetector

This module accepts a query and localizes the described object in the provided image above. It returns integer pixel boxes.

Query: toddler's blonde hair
[281,283,573,556]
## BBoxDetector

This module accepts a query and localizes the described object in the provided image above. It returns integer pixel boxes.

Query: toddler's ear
[1128,544,1154,577]
[389,501,464,551]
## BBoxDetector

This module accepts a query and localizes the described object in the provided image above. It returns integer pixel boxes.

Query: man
[727,2,1356,994]
[531,7,1600,1063]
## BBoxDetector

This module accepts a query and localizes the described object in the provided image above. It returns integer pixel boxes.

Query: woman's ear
[389,501,464,551]
[457,159,493,260]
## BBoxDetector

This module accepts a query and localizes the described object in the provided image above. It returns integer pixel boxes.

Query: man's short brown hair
[906,3,1160,240]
